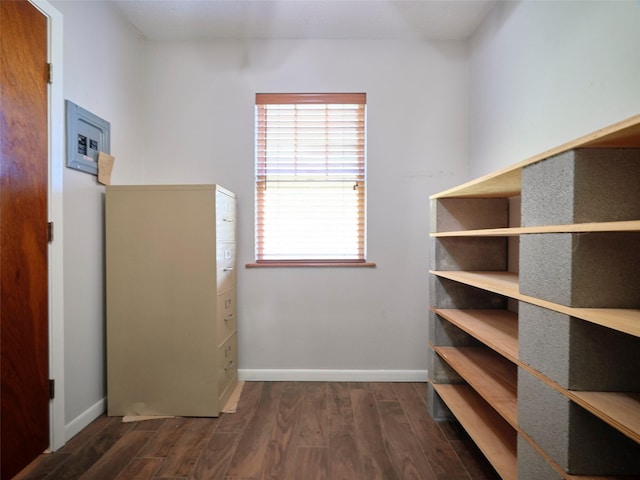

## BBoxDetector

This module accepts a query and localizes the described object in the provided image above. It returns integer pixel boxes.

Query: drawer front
[216,243,236,293]
[217,288,237,345]
[216,190,236,242]
[217,333,237,397]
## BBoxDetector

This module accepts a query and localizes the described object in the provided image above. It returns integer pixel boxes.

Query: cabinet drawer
[217,288,237,345]
[216,190,236,242]
[217,243,236,292]
[217,333,237,397]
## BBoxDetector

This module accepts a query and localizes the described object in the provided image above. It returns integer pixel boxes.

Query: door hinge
[48,221,54,243]
[47,63,53,84]
[49,379,55,400]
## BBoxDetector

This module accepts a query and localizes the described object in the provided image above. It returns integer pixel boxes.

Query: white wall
[142,39,470,378]
[51,0,146,435]
[469,0,640,177]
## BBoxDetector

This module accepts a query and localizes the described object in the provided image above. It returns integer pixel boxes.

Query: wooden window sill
[246,261,376,268]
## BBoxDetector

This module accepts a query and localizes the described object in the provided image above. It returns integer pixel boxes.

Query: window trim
[251,92,372,267]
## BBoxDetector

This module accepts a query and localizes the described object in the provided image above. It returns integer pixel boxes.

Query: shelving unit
[428,114,640,479]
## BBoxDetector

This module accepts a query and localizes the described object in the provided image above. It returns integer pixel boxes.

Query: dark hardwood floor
[14,382,500,480]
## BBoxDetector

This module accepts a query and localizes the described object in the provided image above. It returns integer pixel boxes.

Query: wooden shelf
[431,308,518,363]
[433,374,637,480]
[430,114,640,199]
[570,391,640,445]
[430,271,640,338]
[430,270,519,297]
[432,383,517,480]
[433,352,640,478]
[433,346,518,429]
[431,308,640,445]
[431,220,640,237]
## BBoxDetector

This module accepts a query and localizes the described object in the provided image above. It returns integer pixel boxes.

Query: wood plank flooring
[14,382,500,480]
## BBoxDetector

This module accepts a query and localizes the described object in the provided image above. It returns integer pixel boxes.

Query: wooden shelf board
[433,346,518,429]
[430,220,640,237]
[432,383,517,480]
[565,307,640,339]
[430,271,640,338]
[431,168,522,200]
[431,114,640,199]
[581,119,640,148]
[431,270,519,297]
[570,391,640,445]
[431,308,519,364]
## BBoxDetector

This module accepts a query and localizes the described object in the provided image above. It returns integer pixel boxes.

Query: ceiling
[112,0,497,41]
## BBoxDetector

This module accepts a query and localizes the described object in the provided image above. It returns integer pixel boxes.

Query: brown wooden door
[0,0,50,477]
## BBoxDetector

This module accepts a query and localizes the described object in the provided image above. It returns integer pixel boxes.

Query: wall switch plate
[65,100,110,175]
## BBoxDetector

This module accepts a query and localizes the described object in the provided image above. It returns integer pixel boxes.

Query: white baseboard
[238,369,428,382]
[65,396,106,442]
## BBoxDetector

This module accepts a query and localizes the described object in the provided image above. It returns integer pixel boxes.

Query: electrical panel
[65,100,110,175]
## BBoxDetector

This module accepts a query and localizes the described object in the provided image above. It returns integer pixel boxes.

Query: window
[253,93,370,266]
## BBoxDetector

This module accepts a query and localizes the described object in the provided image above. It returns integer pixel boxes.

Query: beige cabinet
[106,184,237,417]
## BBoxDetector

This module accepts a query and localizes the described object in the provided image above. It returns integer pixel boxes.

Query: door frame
[28,0,65,451]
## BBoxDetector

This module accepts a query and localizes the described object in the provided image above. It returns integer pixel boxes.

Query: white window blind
[255,93,366,263]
